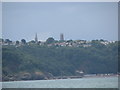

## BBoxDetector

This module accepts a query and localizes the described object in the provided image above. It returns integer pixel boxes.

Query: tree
[5,39,12,45]
[38,41,41,45]
[30,40,35,44]
[100,39,105,42]
[46,37,55,44]
[67,40,73,43]
[5,39,10,43]
[21,39,26,45]
[16,41,19,45]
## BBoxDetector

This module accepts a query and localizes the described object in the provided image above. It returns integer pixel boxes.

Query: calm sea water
[2,76,118,88]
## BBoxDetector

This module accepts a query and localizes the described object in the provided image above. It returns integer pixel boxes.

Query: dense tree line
[2,41,118,81]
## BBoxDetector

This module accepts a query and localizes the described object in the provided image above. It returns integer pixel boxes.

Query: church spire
[35,33,38,43]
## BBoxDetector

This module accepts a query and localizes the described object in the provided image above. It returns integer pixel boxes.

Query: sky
[2,2,118,41]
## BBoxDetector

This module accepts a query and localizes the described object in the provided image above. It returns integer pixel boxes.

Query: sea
[2,76,118,88]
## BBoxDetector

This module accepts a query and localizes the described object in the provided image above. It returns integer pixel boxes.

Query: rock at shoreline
[2,71,54,81]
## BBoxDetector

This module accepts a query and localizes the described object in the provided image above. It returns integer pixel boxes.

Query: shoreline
[2,74,118,82]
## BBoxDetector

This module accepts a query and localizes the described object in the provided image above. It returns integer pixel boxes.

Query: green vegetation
[46,37,55,44]
[2,40,118,81]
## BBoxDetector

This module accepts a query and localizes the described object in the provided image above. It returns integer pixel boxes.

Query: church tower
[35,33,38,43]
[60,33,64,41]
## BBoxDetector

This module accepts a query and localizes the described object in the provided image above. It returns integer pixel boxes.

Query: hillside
[2,41,118,81]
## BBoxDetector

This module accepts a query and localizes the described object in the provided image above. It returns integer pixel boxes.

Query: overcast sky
[2,2,118,41]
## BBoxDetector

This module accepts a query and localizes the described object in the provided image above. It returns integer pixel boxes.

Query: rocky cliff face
[2,71,53,81]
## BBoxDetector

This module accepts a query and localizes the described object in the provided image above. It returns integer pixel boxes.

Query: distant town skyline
[2,2,118,41]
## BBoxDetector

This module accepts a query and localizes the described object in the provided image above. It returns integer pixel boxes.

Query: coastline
[2,74,118,82]
[2,76,118,88]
